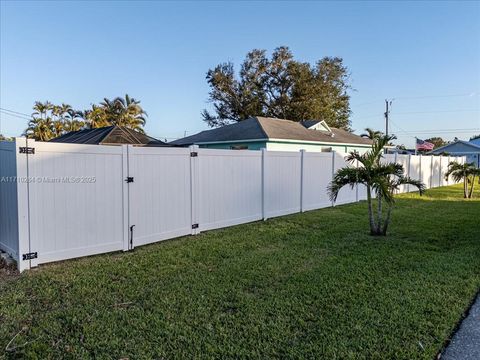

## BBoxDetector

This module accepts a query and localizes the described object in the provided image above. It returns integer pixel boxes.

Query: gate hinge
[190,152,198,157]
[192,223,199,229]
[125,177,134,183]
[22,252,38,260]
[19,147,35,154]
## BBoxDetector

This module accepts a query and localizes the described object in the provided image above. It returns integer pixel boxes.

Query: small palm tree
[445,162,480,198]
[328,133,426,236]
[361,127,382,140]
[24,117,54,141]
[52,120,65,138]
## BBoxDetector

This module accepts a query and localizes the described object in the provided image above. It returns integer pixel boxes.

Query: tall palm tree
[32,101,53,120]
[64,109,85,132]
[328,133,426,236]
[445,162,480,199]
[361,128,382,140]
[100,94,147,132]
[81,104,109,129]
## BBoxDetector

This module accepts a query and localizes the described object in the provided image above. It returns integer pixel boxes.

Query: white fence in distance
[0,139,465,271]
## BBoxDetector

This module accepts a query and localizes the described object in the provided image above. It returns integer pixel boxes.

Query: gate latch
[125,177,134,183]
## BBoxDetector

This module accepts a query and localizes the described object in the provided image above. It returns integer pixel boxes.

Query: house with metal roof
[49,126,168,147]
[171,117,372,153]
[428,138,480,167]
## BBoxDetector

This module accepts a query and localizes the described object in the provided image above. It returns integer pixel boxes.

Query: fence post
[122,145,130,251]
[300,150,305,212]
[14,137,31,272]
[331,151,336,207]
[261,148,267,220]
[189,145,200,235]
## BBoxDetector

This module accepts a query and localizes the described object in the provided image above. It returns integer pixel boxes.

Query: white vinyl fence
[0,138,465,271]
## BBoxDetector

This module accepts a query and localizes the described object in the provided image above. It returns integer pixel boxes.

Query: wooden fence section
[0,139,465,271]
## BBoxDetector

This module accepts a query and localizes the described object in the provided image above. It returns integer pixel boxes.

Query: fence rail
[0,139,465,271]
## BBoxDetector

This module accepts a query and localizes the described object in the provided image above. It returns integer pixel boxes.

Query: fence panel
[27,142,125,266]
[0,141,19,261]
[431,156,442,188]
[264,151,301,218]
[302,152,333,211]
[409,155,421,185]
[396,154,410,193]
[197,148,263,231]
[420,155,432,189]
[441,156,450,186]
[128,147,193,247]
[333,152,357,205]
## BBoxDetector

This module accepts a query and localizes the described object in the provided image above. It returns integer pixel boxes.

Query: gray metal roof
[171,117,372,146]
[50,126,168,146]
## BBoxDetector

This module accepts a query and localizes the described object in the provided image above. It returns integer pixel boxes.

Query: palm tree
[64,109,85,132]
[23,117,54,141]
[445,162,480,198]
[32,101,53,120]
[81,105,109,129]
[361,128,382,140]
[52,120,65,138]
[328,133,426,236]
[100,94,147,132]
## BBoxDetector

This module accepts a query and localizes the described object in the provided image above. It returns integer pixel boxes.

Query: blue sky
[1,0,479,147]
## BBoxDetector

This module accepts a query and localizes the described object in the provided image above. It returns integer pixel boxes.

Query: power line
[0,107,32,117]
[0,110,31,121]
[393,92,478,100]
[394,109,479,115]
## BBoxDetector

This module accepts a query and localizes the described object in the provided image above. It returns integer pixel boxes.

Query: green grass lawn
[1,184,479,359]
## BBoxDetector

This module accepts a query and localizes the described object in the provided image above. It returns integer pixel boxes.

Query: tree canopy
[470,134,480,141]
[23,95,147,141]
[424,137,448,149]
[202,46,352,130]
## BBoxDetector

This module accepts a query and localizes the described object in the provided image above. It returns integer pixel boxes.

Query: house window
[321,147,332,152]
[230,145,248,150]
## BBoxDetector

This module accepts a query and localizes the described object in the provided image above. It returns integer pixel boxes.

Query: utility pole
[384,99,391,136]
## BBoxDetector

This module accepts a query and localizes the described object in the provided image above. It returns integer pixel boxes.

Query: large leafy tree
[202,46,352,129]
[445,162,480,199]
[328,133,426,236]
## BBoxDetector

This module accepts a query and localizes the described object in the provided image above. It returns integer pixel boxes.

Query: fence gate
[126,146,195,249]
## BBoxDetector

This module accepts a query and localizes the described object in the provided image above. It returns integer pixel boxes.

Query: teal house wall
[200,141,268,150]
[200,140,370,154]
